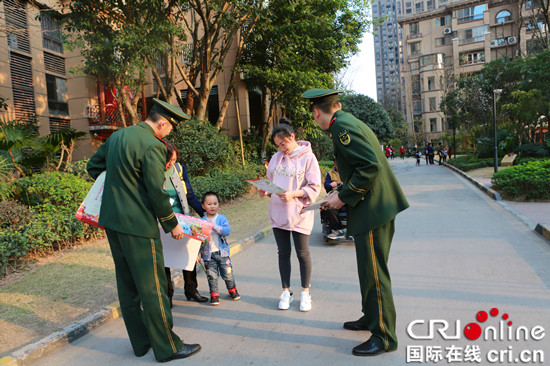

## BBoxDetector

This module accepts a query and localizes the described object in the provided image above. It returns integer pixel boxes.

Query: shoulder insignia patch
[338,130,351,146]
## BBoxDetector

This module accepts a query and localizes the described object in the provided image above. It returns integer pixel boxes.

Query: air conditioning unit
[490,40,499,48]
[444,27,453,35]
[507,36,517,45]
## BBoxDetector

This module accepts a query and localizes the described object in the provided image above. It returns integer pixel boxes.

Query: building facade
[0,0,254,160]
[372,0,406,113]
[398,0,545,142]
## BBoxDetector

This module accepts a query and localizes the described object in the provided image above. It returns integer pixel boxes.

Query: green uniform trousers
[354,219,397,350]
[106,229,183,361]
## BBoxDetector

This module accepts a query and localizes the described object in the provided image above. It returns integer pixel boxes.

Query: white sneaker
[327,229,345,240]
[300,291,312,312]
[278,290,293,310]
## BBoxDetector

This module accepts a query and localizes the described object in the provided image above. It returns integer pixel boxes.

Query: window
[5,0,30,53]
[435,15,452,27]
[412,77,421,95]
[460,51,485,65]
[435,36,452,46]
[413,101,422,115]
[9,52,35,120]
[496,10,512,23]
[46,74,69,116]
[428,76,436,90]
[41,12,63,53]
[415,2,424,12]
[457,26,488,45]
[410,61,419,71]
[430,118,437,132]
[419,54,444,68]
[409,42,421,56]
[455,5,486,23]
[409,22,420,35]
[526,0,541,9]
[526,19,545,33]
[429,97,437,111]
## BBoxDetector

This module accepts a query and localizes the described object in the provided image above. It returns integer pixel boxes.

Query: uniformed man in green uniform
[87,99,201,362]
[303,89,409,356]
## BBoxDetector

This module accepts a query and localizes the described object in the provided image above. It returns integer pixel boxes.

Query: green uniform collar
[328,110,346,132]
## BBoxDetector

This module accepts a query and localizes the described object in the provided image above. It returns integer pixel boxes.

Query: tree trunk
[260,92,275,158]
[217,74,236,130]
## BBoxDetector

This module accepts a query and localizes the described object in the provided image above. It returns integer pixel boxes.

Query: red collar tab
[328,116,337,129]
[154,135,167,147]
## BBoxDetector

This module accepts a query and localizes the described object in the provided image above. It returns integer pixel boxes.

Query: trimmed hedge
[1,173,103,274]
[446,155,494,172]
[190,163,266,202]
[492,160,550,200]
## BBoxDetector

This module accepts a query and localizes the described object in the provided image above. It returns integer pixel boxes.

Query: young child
[199,191,240,305]
[415,151,422,166]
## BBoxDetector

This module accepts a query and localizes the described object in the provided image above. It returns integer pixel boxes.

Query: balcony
[86,104,129,131]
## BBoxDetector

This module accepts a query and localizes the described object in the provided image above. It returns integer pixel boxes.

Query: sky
[338,32,377,100]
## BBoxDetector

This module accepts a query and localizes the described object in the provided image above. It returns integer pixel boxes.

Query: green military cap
[151,98,190,127]
[302,89,344,109]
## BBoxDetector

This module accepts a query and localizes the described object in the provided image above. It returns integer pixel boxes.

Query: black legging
[273,228,312,289]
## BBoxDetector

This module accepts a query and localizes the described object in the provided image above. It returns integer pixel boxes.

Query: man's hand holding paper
[320,190,345,210]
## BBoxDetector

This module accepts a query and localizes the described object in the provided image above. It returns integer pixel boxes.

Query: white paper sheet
[160,230,202,270]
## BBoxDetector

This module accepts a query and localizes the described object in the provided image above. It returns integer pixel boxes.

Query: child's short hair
[201,191,219,203]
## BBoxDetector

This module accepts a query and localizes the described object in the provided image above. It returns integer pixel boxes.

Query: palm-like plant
[0,120,38,176]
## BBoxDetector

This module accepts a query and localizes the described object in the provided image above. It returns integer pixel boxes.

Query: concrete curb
[535,223,550,241]
[0,226,273,366]
[443,163,502,201]
[444,163,550,243]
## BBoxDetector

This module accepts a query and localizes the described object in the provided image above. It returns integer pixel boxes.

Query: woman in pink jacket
[259,123,321,312]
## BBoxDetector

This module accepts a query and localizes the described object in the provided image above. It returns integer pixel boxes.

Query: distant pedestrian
[424,143,429,165]
[415,151,422,166]
[437,142,443,165]
[399,146,406,159]
[427,143,435,165]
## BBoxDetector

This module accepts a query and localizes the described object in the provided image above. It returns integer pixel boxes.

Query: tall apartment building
[0,0,254,160]
[398,0,545,142]
[372,0,405,113]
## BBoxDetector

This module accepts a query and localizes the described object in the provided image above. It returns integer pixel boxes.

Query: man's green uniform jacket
[329,110,409,234]
[87,122,179,236]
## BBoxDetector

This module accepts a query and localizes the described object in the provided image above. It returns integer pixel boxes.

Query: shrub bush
[308,133,334,161]
[13,171,91,209]
[0,200,33,228]
[518,143,549,158]
[492,159,550,200]
[446,155,494,171]
[1,173,103,274]
[190,162,266,202]
[168,118,236,176]
[65,159,94,182]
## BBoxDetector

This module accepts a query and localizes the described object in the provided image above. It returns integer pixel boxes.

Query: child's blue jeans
[204,251,236,294]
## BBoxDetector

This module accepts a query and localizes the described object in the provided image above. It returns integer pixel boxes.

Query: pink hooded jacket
[267,140,321,235]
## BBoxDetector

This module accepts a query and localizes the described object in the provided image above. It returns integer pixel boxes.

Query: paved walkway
[3,159,550,365]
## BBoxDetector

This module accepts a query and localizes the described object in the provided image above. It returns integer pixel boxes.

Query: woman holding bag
[163,141,208,307]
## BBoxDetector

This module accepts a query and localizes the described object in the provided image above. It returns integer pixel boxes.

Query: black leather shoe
[135,345,151,357]
[186,292,208,302]
[343,320,369,331]
[159,343,201,363]
[352,339,395,356]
